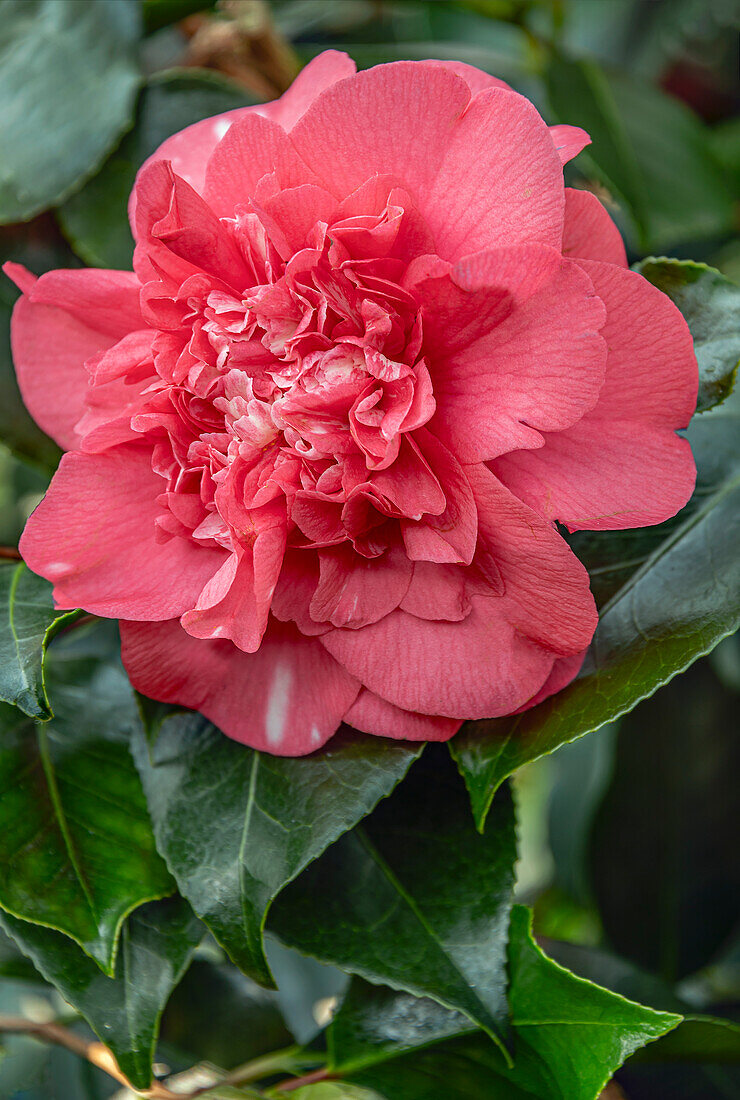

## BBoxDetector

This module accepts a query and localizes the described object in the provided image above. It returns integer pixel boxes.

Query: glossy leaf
[635,259,740,414]
[131,713,422,987]
[0,561,81,718]
[452,411,740,830]
[0,0,141,223]
[343,907,679,1100]
[270,748,516,1054]
[0,625,174,972]
[546,55,733,251]
[0,896,203,1092]
[58,69,259,269]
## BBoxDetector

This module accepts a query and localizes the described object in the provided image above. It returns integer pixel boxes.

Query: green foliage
[0,896,203,1091]
[0,625,174,972]
[452,410,740,829]
[546,55,734,251]
[636,258,740,414]
[591,659,739,982]
[341,907,680,1100]
[0,562,82,718]
[0,0,141,224]
[0,3,737,1097]
[270,749,516,1054]
[58,68,259,269]
[131,713,423,987]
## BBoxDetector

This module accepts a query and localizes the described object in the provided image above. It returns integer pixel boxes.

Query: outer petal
[203,114,315,217]
[493,261,698,530]
[20,446,226,618]
[128,50,356,225]
[419,246,607,462]
[310,542,412,629]
[549,124,590,166]
[562,188,628,267]
[421,88,565,260]
[321,598,554,719]
[425,59,512,95]
[5,266,143,450]
[289,62,471,200]
[514,650,587,714]
[322,469,596,719]
[120,616,360,755]
[345,689,461,741]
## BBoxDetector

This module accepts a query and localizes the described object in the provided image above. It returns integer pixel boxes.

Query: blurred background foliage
[0,1,737,1098]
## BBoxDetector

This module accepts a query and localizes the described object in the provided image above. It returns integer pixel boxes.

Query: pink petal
[323,468,596,719]
[267,50,357,131]
[5,265,143,450]
[310,542,412,628]
[562,188,627,267]
[549,124,591,165]
[513,650,587,713]
[493,261,697,530]
[20,445,226,618]
[120,616,360,755]
[345,689,461,741]
[400,561,470,622]
[467,464,597,655]
[424,60,512,95]
[289,61,471,200]
[425,246,607,462]
[203,113,314,218]
[127,51,356,226]
[321,598,555,719]
[401,430,478,565]
[421,88,565,261]
[181,515,286,652]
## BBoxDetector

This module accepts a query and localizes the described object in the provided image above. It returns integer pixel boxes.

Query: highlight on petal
[549,123,591,165]
[120,617,360,755]
[128,50,356,227]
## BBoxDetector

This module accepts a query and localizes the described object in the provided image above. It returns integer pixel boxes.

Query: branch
[0,1015,180,1099]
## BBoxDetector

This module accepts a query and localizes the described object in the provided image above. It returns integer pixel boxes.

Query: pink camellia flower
[7,52,697,754]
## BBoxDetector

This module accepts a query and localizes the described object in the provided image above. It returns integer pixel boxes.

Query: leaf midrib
[37,725,98,928]
[355,827,510,1061]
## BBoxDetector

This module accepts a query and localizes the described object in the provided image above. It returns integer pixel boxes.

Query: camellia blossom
[7,52,697,754]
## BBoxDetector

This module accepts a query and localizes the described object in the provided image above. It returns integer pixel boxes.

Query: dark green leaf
[633,1017,740,1064]
[547,724,617,904]
[0,896,203,1092]
[161,956,292,1069]
[541,938,740,1065]
[0,624,174,972]
[58,69,259,269]
[0,561,81,718]
[131,713,422,988]
[635,259,740,414]
[591,658,739,981]
[287,1087,386,1100]
[345,906,679,1100]
[0,0,141,223]
[452,412,740,830]
[270,748,516,1055]
[546,56,733,250]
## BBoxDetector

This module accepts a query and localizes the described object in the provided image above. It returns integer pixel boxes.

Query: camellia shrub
[0,2,737,1099]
